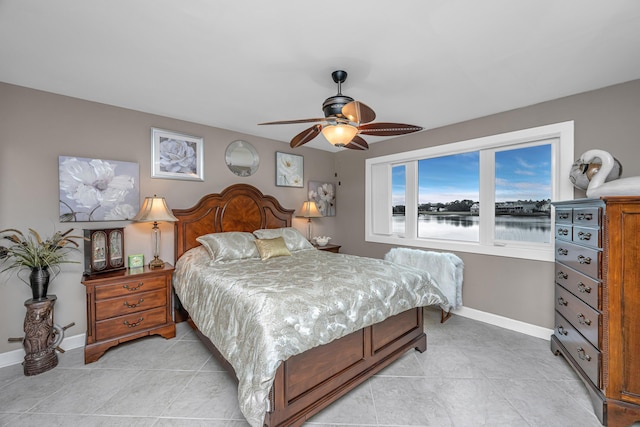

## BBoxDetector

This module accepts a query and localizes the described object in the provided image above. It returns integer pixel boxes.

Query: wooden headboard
[172,184,295,259]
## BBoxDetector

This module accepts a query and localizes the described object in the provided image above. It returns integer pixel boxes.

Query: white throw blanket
[384,247,464,311]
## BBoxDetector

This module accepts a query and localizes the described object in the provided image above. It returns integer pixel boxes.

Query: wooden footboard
[189,307,426,427]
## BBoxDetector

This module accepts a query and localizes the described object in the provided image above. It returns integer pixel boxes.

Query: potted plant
[0,228,84,300]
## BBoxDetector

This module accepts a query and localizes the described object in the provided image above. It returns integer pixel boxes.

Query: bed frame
[173,184,427,427]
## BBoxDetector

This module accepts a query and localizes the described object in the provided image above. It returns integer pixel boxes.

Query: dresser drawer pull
[577,282,592,293]
[577,313,592,326]
[576,346,592,362]
[123,317,144,328]
[123,282,144,291]
[557,248,568,256]
[577,231,592,241]
[577,255,592,265]
[557,228,569,236]
[557,271,568,280]
[557,297,568,307]
[123,298,144,309]
[576,213,593,221]
[557,325,568,336]
[558,212,570,220]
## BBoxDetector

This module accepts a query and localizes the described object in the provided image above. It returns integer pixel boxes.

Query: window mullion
[405,161,418,239]
[478,149,495,245]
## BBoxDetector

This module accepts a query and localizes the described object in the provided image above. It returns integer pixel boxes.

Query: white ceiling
[1,1,640,152]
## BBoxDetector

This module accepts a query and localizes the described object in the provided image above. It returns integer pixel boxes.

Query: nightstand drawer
[95,306,167,341]
[95,275,167,299]
[95,288,167,321]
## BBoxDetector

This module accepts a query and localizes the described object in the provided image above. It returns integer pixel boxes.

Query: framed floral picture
[308,181,336,216]
[151,128,204,181]
[59,156,140,221]
[276,152,303,187]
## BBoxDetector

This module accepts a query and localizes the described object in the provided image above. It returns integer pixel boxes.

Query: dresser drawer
[95,306,168,341]
[572,226,601,249]
[555,240,601,279]
[555,285,600,348]
[95,288,167,321]
[95,275,167,299]
[555,263,600,310]
[554,224,572,242]
[572,207,601,227]
[555,208,573,224]
[555,311,601,388]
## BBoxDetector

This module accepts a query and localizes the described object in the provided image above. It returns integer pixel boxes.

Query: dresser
[81,264,176,363]
[551,197,640,427]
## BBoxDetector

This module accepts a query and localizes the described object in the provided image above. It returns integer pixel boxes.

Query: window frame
[365,121,574,261]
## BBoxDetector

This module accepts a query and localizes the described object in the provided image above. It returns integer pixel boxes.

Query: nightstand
[81,263,176,363]
[315,243,341,253]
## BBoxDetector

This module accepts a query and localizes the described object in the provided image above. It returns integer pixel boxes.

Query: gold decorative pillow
[254,237,292,260]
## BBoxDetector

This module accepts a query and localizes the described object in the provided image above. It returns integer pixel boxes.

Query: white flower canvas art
[59,156,139,222]
[308,181,336,216]
[151,128,204,181]
[276,152,303,187]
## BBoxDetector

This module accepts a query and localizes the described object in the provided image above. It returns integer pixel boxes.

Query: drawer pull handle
[123,317,144,328]
[577,282,592,293]
[557,271,568,280]
[558,213,570,220]
[557,326,568,336]
[577,313,592,326]
[576,347,592,362]
[123,282,144,291]
[576,213,593,221]
[557,297,568,307]
[577,231,592,241]
[557,248,568,256]
[123,298,144,309]
[577,255,592,264]
[558,228,569,236]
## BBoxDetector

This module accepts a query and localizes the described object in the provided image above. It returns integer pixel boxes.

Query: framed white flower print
[308,181,336,216]
[59,156,140,221]
[151,128,204,181]
[276,152,304,187]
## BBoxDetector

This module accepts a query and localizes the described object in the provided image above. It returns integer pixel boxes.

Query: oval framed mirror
[225,140,260,177]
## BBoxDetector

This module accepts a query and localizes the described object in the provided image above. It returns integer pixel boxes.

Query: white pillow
[252,227,314,251]
[196,232,259,261]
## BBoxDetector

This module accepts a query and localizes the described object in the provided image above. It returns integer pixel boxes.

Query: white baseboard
[452,306,554,341]
[0,332,86,369]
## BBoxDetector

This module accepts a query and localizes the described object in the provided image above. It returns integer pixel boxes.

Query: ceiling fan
[258,70,423,150]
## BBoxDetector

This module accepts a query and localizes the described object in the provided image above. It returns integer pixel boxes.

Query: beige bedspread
[173,246,447,427]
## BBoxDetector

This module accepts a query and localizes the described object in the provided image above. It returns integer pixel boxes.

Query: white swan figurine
[581,149,640,198]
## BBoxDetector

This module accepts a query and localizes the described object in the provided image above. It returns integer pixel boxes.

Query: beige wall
[335,79,640,330]
[0,82,337,355]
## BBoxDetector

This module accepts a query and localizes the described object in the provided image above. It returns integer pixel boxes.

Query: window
[365,121,574,261]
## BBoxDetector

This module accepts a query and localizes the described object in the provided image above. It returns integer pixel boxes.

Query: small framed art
[151,128,204,181]
[276,152,303,187]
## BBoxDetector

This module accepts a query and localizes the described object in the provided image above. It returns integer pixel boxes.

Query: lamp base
[149,256,165,269]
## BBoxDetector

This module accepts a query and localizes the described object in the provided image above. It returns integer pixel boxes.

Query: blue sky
[393,144,551,205]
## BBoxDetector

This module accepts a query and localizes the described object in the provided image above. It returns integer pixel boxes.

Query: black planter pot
[29,267,50,301]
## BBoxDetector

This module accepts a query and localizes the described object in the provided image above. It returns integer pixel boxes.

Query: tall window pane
[392,165,406,236]
[494,144,552,243]
[417,153,479,241]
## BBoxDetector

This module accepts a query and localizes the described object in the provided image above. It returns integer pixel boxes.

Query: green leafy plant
[0,228,84,273]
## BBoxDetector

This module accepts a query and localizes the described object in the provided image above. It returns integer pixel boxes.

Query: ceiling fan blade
[357,122,423,136]
[290,124,322,148]
[344,135,369,150]
[342,101,376,124]
[259,118,326,125]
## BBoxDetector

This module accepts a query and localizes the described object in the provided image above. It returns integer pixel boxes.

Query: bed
[172,184,447,427]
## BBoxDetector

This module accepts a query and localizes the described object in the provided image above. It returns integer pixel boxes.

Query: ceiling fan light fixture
[321,124,358,147]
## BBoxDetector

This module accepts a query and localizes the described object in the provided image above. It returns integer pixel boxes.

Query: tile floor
[0,308,628,426]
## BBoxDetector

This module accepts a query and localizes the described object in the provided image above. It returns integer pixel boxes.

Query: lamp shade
[132,196,178,223]
[321,124,358,147]
[299,201,323,218]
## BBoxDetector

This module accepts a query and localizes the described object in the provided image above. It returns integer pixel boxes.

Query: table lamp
[299,200,322,240]
[132,195,178,268]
